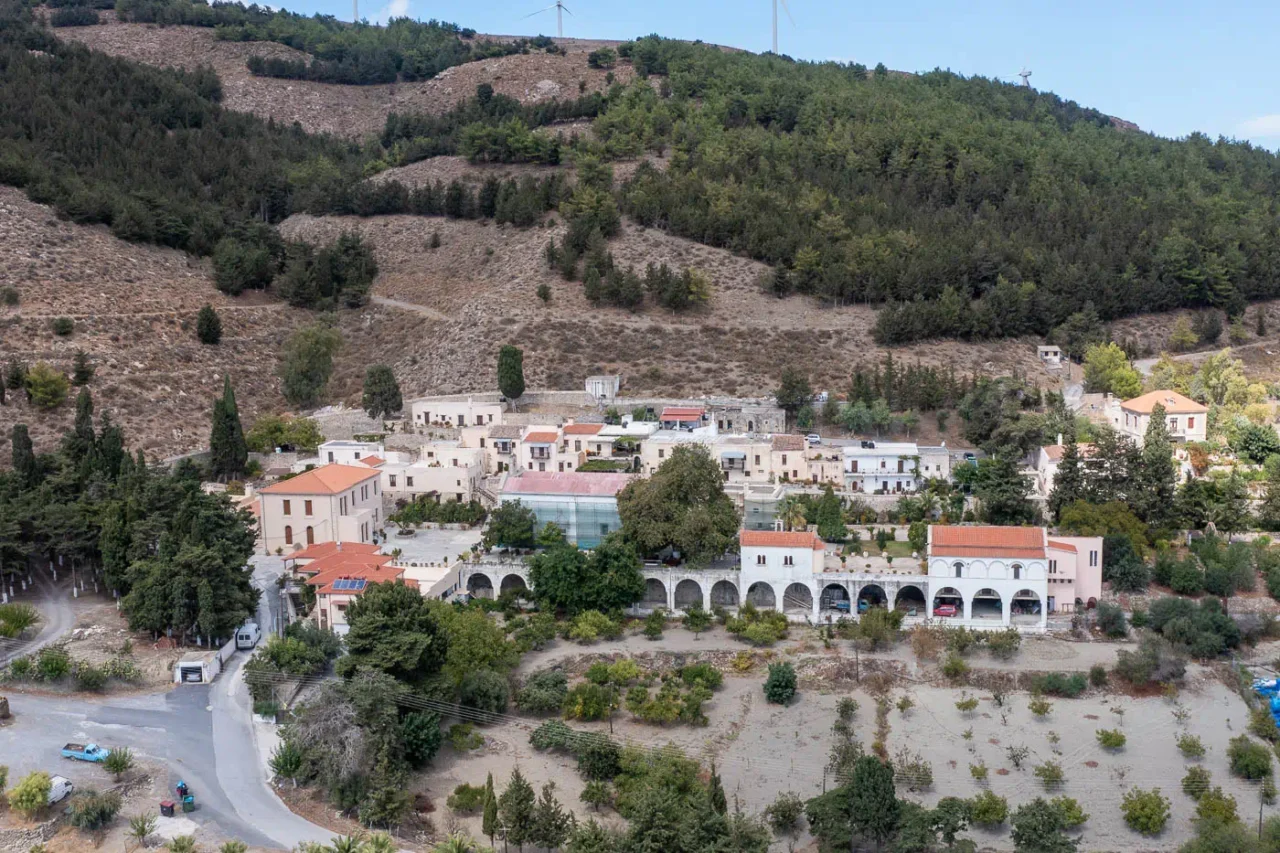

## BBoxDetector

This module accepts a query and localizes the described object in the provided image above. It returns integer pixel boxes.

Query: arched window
[1012,563,1022,580]
[284,525,293,545]
[306,526,315,545]
[953,561,964,578]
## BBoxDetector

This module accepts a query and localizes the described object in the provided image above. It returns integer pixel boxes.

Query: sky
[311,0,1280,149]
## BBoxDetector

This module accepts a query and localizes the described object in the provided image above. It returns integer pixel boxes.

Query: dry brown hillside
[0,186,311,459]
[53,20,631,138]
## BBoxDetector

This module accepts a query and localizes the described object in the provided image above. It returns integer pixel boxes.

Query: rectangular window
[304,500,313,515]
[458,415,466,426]
[340,497,347,515]
[1049,559,1056,574]
[756,555,766,565]
[390,475,397,488]
[1170,418,1179,431]
[283,500,291,516]
[1090,550,1098,567]
[658,449,665,459]
[1187,417,1195,430]
[327,452,334,462]
[783,556,794,566]
[406,476,414,488]
[755,455,761,466]
[480,438,486,448]
[851,461,858,473]
[575,441,582,452]
[781,454,787,465]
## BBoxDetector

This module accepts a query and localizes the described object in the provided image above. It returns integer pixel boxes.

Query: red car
[933,604,958,618]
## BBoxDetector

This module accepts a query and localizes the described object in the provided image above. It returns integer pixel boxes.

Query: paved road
[0,568,77,666]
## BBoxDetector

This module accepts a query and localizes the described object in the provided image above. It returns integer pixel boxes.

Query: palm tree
[363,833,399,853]
[220,843,248,853]
[167,837,197,853]
[328,836,367,853]
[777,496,806,531]
[434,833,479,853]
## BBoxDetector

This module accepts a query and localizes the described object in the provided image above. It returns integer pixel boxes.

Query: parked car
[857,599,871,613]
[805,434,822,445]
[49,776,74,805]
[933,604,958,618]
[61,743,110,762]
[235,622,261,650]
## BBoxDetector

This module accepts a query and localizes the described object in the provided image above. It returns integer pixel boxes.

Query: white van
[49,775,74,805]
[235,622,262,650]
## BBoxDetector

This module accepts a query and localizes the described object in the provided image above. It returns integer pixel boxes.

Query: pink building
[1045,536,1103,613]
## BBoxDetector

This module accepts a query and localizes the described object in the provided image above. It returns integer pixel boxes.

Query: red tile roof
[259,464,379,496]
[1041,443,1094,462]
[739,529,825,551]
[523,431,560,444]
[1120,390,1207,415]
[563,423,604,435]
[360,456,385,467]
[1047,540,1078,553]
[305,553,394,583]
[312,565,404,595]
[930,526,1045,559]
[660,407,705,421]
[285,541,382,563]
[503,472,633,497]
[771,435,805,452]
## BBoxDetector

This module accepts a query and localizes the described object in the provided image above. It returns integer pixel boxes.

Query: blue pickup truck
[61,743,111,762]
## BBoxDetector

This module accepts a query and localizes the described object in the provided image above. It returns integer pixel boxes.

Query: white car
[49,775,74,805]
[805,434,822,445]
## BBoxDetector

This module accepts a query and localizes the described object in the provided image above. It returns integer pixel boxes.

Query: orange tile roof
[305,553,394,582]
[771,435,805,452]
[285,541,383,562]
[1120,390,1207,415]
[1047,540,1078,553]
[523,431,560,443]
[259,464,379,496]
[739,529,825,550]
[661,407,705,420]
[563,423,604,435]
[313,565,404,596]
[361,456,385,467]
[1040,443,1094,462]
[930,526,1045,559]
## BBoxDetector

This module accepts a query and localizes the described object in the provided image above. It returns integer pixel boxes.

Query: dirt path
[371,295,452,321]
[1134,335,1280,375]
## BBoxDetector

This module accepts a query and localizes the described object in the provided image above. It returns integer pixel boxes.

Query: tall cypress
[11,424,37,489]
[708,762,727,815]
[66,387,96,463]
[1048,423,1085,522]
[1138,402,1177,529]
[209,375,248,480]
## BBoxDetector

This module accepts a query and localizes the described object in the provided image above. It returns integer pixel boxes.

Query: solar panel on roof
[332,578,367,591]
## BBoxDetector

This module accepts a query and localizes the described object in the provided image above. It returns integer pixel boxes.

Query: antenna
[522,0,572,38]
[1018,67,1032,87]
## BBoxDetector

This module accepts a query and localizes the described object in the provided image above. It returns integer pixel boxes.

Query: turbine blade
[521,4,555,17]
[560,2,573,14]
[779,0,795,27]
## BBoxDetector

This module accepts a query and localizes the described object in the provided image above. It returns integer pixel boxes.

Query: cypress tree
[361,365,403,420]
[209,375,248,480]
[499,767,536,850]
[1138,402,1177,529]
[497,345,525,410]
[71,350,94,385]
[1047,423,1085,522]
[64,387,96,463]
[814,485,847,542]
[196,304,223,345]
[11,424,37,489]
[482,772,499,845]
[708,762,727,815]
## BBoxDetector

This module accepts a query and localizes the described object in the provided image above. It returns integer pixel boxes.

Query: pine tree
[71,350,94,385]
[482,772,499,845]
[530,782,573,850]
[361,365,403,420]
[499,767,536,851]
[814,485,847,542]
[209,375,247,480]
[708,762,727,815]
[196,304,223,345]
[1048,424,1085,522]
[11,424,37,489]
[497,345,525,410]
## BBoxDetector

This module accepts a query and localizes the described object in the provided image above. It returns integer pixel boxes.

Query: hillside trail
[371,295,451,321]
[1134,335,1280,375]
[7,304,288,320]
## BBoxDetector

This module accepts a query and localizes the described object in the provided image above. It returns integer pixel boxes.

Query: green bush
[1033,760,1065,790]
[985,628,1022,660]
[530,720,578,752]
[389,498,487,526]
[68,789,122,830]
[51,317,74,336]
[75,663,107,692]
[969,790,1008,827]
[1096,602,1128,638]
[1228,735,1272,780]
[763,662,796,705]
[401,711,443,768]
[679,662,723,691]
[459,669,510,718]
[8,771,51,818]
[1050,796,1088,828]
[563,682,616,721]
[725,605,788,646]
[1029,672,1087,697]
[516,669,569,714]
[1177,734,1206,759]
[446,783,486,812]
[1089,664,1107,687]
[1182,765,1212,799]
[569,610,621,643]
[447,723,484,751]
[764,791,805,833]
[1121,788,1170,835]
[941,653,970,681]
[36,646,71,680]
[1096,729,1126,750]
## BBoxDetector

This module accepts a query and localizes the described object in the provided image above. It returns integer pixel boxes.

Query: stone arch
[500,574,528,595]
[932,586,963,614]
[968,560,988,579]
[857,583,888,609]
[1012,588,1042,623]
[467,573,495,598]
[820,583,850,613]
[674,579,704,610]
[782,582,813,614]
[747,582,776,609]
[711,580,740,608]
[971,587,1003,621]
[896,584,927,613]
[644,578,669,607]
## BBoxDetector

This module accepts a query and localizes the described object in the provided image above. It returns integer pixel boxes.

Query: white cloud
[371,0,408,24]
[1238,114,1280,139]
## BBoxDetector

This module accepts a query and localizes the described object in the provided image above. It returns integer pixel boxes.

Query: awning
[720,450,747,459]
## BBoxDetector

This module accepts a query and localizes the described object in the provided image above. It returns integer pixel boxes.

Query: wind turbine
[1018,67,1032,87]
[524,0,571,38]
[771,0,794,54]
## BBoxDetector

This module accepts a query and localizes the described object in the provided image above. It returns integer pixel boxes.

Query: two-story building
[381,442,486,504]
[522,428,568,473]
[843,442,921,493]
[411,397,504,430]
[258,464,382,555]
[1113,390,1207,445]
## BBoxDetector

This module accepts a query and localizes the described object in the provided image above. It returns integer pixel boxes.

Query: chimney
[1057,433,1063,447]
[337,541,343,552]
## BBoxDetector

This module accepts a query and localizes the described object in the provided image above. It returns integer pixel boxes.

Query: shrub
[969,790,1008,827]
[986,628,1022,660]
[569,610,621,643]
[446,783,486,812]
[9,771,52,818]
[585,662,610,684]
[447,723,484,751]
[679,662,723,691]
[1096,729,1126,750]
[725,606,788,646]
[1195,786,1239,826]
[75,663,107,692]
[51,317,74,336]
[1034,760,1065,790]
[68,789,122,830]
[103,746,135,780]
[643,609,665,640]
[581,780,612,810]
[763,662,796,705]
[37,646,71,680]
[563,683,616,721]
[1182,765,1212,799]
[955,695,979,714]
[942,653,970,681]
[1121,788,1170,835]
[606,659,642,686]
[969,762,988,781]
[1227,734,1272,780]
[1251,706,1280,743]
[1028,697,1052,718]
[1096,602,1128,638]
[1115,635,1187,685]
[517,669,569,714]
[0,286,17,305]
[1177,734,1206,758]
[764,791,805,833]
[530,720,578,753]
[1050,796,1088,828]
[459,669,510,718]
[1089,664,1107,687]
[401,711,443,767]
[576,737,622,781]
[892,747,934,792]
[1029,672,1087,697]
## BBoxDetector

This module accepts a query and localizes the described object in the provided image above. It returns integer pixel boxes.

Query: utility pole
[771,0,778,53]
[353,0,358,23]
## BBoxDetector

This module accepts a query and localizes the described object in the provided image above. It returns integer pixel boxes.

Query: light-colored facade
[1045,536,1103,613]
[381,443,485,504]
[843,442,921,493]
[1112,390,1208,445]
[411,398,504,430]
[259,464,382,555]
[1035,442,1093,497]
[499,471,632,548]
